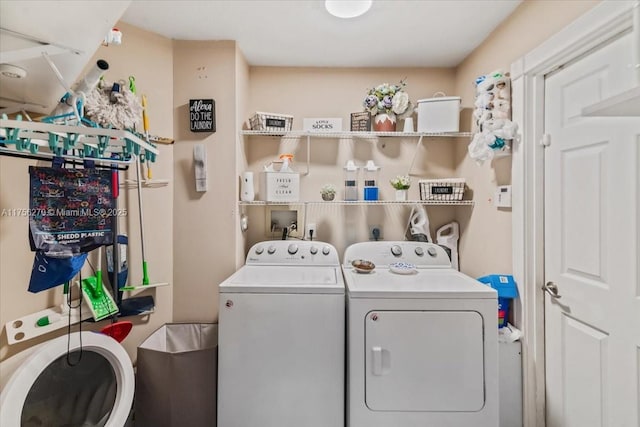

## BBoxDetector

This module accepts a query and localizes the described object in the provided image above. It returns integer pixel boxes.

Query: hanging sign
[189,99,215,133]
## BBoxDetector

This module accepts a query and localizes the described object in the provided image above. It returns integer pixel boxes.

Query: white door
[544,31,640,427]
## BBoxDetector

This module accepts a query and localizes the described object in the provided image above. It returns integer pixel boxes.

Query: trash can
[135,323,217,427]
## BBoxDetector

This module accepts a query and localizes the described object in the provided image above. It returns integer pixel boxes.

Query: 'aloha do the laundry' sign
[189,99,216,132]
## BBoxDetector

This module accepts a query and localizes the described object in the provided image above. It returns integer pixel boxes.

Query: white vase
[395,189,408,201]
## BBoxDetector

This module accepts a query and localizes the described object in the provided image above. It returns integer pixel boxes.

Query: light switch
[494,185,512,208]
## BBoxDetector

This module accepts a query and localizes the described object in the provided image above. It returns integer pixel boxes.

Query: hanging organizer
[0,116,159,164]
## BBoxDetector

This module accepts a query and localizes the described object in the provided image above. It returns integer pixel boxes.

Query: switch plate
[369,225,383,241]
[305,223,317,240]
[494,185,512,208]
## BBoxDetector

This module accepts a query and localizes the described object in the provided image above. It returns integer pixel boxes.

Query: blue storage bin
[477,275,518,328]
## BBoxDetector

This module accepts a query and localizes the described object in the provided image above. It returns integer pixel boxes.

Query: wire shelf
[240,130,473,138]
[238,200,474,206]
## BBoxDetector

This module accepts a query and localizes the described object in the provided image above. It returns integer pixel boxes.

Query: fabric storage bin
[136,323,218,427]
[417,94,461,133]
[419,178,466,201]
[249,112,293,132]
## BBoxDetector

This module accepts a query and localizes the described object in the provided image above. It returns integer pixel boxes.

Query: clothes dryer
[218,241,344,427]
[343,241,498,427]
[0,331,134,426]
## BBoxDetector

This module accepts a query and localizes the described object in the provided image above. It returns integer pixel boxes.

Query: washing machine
[343,241,498,427]
[0,331,135,426]
[218,240,344,427]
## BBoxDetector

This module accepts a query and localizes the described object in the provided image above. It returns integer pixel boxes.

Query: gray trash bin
[136,323,217,427]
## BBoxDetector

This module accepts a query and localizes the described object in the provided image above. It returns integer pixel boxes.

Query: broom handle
[135,156,147,264]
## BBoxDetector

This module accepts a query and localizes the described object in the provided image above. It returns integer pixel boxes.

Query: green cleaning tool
[81,247,118,321]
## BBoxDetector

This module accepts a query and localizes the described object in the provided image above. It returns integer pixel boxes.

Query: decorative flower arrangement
[320,183,336,201]
[363,80,412,117]
[390,175,411,190]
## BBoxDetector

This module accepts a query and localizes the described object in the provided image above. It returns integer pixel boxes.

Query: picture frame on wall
[190,99,215,132]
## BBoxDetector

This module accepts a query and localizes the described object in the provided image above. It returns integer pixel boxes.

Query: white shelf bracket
[407,135,424,176]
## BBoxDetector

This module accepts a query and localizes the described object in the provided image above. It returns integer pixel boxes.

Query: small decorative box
[260,172,300,202]
[303,118,342,132]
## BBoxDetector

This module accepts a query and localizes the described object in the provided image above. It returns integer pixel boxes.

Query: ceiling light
[325,0,372,19]
[0,64,27,79]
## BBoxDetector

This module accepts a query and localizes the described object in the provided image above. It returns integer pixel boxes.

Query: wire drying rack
[0,116,159,166]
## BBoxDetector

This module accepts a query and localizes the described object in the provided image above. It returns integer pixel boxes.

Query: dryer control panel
[246,241,340,266]
[343,241,451,268]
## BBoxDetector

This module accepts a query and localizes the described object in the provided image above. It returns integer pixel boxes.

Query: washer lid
[220,266,344,294]
[343,268,496,299]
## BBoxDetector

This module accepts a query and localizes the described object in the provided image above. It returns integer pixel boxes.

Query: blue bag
[28,252,87,293]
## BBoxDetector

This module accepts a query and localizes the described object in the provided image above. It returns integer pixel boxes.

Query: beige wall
[245,67,459,254]
[236,47,250,267]
[172,40,239,322]
[453,0,599,278]
[0,22,174,372]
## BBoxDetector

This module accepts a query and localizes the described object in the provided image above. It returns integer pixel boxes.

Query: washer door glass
[21,350,117,427]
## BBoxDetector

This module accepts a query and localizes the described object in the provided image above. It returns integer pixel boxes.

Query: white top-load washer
[343,241,498,427]
[218,241,344,427]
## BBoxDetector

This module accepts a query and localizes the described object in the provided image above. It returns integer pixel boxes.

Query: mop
[81,246,119,321]
[121,155,168,291]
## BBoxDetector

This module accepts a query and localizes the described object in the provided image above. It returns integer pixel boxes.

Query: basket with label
[249,112,294,133]
[419,178,466,201]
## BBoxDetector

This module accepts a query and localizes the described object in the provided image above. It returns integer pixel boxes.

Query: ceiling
[122,0,522,67]
[0,0,521,115]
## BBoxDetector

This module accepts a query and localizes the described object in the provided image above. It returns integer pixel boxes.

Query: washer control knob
[427,246,438,257]
[310,246,318,255]
[255,246,264,255]
[415,247,424,256]
[322,246,331,255]
[267,245,276,255]
[391,245,402,256]
[287,244,299,255]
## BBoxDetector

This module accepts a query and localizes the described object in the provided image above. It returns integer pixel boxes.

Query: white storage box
[419,178,466,201]
[260,171,300,202]
[417,95,461,133]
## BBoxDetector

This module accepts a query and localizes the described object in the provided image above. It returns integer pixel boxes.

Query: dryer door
[365,310,485,412]
[0,332,134,427]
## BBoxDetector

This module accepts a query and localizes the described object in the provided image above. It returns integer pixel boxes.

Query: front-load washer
[218,241,344,427]
[0,331,135,427]
[343,241,498,427]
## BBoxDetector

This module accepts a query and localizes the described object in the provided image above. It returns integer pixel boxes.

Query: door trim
[510,2,638,426]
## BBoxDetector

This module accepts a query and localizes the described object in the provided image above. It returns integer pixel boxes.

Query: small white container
[417,94,462,133]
